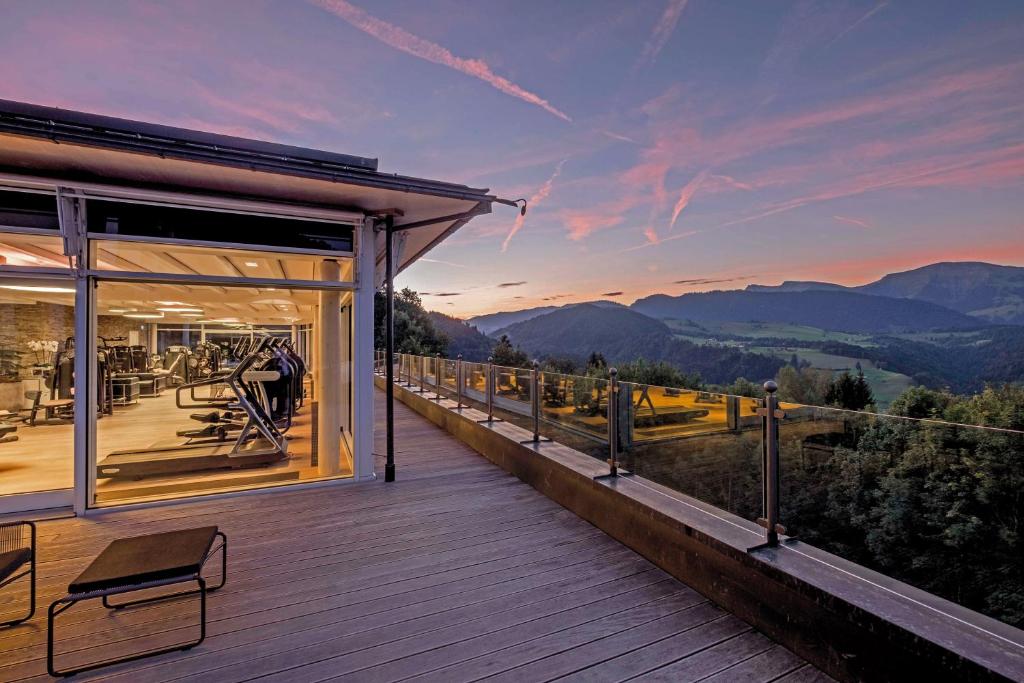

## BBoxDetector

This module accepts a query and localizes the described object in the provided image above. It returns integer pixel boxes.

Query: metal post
[435,353,442,402]
[608,367,619,476]
[456,354,463,410]
[486,356,495,421]
[384,216,395,483]
[419,354,426,393]
[759,380,784,546]
[531,360,540,442]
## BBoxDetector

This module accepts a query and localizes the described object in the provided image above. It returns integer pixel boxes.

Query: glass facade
[0,186,363,512]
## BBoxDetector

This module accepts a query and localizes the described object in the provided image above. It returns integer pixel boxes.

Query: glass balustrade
[376,351,1024,629]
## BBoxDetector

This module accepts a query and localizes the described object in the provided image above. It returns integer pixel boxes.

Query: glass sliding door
[0,188,76,512]
[91,278,353,506]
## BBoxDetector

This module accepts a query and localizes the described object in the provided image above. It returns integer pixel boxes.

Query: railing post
[486,356,495,421]
[531,359,540,442]
[608,367,619,476]
[435,353,443,402]
[456,354,463,410]
[405,353,413,386]
[419,354,426,393]
[759,380,784,546]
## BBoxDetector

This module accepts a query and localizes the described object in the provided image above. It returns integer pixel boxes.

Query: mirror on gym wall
[93,281,354,505]
[0,277,76,498]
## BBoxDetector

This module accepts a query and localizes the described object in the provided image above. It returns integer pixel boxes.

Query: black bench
[0,521,35,627]
[47,526,227,677]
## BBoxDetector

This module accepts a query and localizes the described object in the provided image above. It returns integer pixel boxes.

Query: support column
[384,216,396,482]
[316,259,342,476]
[351,218,376,481]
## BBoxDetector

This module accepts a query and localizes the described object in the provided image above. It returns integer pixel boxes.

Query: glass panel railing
[620,384,764,522]
[541,372,610,458]
[777,404,1024,628]
[441,359,458,393]
[460,361,487,409]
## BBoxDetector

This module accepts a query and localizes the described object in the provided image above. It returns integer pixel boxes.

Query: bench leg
[48,577,207,678]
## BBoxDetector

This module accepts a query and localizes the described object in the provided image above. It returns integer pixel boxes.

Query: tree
[373,288,448,356]
[541,357,578,375]
[491,334,529,368]
[775,365,832,405]
[615,357,702,390]
[719,377,766,399]
[586,352,607,373]
[825,370,874,411]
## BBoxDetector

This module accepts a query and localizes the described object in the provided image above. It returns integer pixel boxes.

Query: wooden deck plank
[0,389,824,682]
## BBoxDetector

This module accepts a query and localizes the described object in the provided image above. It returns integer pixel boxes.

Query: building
[0,98,509,515]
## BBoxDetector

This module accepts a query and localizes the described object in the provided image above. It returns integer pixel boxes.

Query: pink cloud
[564,210,625,241]
[310,0,571,122]
[643,227,660,244]
[502,160,567,252]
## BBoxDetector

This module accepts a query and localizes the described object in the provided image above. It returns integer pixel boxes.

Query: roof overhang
[0,99,509,275]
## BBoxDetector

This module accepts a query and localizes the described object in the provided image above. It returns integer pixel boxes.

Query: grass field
[752,346,913,407]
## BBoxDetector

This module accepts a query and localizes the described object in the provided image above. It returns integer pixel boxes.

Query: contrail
[829,1,888,45]
[669,169,708,229]
[502,159,567,252]
[639,0,689,64]
[310,0,571,122]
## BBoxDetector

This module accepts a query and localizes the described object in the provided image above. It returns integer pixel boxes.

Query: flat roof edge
[0,99,497,205]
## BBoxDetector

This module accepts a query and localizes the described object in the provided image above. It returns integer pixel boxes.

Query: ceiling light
[244,261,259,267]
[155,300,186,305]
[123,311,164,319]
[107,308,136,313]
[180,313,204,318]
[0,285,75,293]
[156,307,203,313]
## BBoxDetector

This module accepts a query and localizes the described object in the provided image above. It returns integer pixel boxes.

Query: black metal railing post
[608,367,619,476]
[435,353,443,402]
[419,354,426,393]
[456,354,463,410]
[759,380,784,546]
[531,360,540,442]
[486,357,495,421]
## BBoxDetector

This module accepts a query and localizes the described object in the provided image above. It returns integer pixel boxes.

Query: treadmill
[96,344,288,479]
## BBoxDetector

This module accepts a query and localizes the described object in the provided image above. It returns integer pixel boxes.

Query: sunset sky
[2,1,1022,317]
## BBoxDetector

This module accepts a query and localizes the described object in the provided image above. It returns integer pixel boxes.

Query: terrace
[0,390,828,682]
[378,352,1024,682]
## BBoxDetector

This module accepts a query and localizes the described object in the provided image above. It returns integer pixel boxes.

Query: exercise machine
[95,345,290,479]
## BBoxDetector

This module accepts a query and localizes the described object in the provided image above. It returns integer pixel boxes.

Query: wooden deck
[0,391,831,682]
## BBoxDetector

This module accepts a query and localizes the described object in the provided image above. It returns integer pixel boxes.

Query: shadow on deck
[0,391,828,682]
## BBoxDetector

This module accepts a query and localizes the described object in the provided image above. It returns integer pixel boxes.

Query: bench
[47,526,227,677]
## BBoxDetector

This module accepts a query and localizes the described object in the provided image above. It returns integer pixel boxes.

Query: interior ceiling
[0,133,489,273]
[0,275,350,325]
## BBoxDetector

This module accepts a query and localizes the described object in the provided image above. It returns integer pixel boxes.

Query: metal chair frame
[0,521,36,628]
[47,531,227,678]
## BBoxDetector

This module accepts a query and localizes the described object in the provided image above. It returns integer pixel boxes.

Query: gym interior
[0,203,357,508]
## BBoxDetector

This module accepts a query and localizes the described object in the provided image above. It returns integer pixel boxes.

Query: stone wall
[0,302,75,378]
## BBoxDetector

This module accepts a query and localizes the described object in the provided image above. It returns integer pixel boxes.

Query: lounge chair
[0,521,36,627]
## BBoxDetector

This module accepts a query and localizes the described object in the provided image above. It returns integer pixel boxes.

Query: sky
[1,0,1022,317]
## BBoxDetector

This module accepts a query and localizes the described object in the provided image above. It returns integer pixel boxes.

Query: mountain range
[467,262,1024,333]
[746,261,1024,325]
